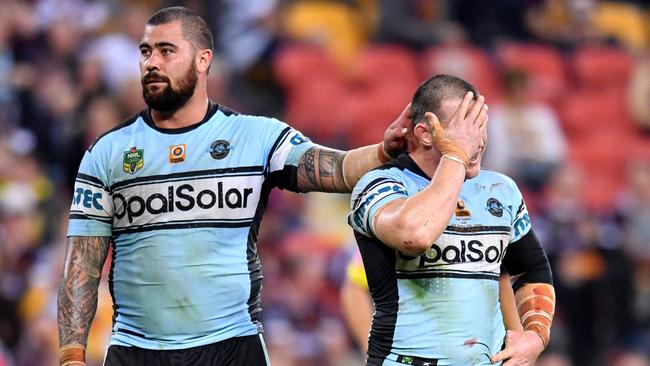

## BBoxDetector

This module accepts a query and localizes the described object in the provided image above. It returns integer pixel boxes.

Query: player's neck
[150,91,210,129]
[409,147,442,179]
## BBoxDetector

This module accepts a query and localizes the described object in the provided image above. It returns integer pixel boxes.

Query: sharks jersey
[67,102,315,350]
[349,154,532,366]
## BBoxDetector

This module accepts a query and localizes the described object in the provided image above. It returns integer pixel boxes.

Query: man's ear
[196,49,212,73]
[414,121,434,147]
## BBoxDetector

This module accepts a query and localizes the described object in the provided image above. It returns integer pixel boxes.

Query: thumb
[425,112,443,138]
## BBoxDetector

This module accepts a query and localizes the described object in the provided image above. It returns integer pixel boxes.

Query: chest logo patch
[123,147,144,174]
[209,140,231,160]
[455,199,471,217]
[169,144,186,164]
[487,197,504,217]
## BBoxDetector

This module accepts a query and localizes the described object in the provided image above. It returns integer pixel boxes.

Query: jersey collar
[141,100,220,134]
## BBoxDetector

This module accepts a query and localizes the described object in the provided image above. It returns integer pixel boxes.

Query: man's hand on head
[382,103,414,158]
[427,92,486,168]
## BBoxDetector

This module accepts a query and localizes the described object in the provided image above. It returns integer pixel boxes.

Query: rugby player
[348,75,555,365]
[57,6,419,366]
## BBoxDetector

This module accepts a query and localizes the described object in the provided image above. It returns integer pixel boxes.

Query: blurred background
[0,0,650,365]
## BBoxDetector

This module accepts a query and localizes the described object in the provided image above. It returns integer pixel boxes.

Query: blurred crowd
[1,0,650,365]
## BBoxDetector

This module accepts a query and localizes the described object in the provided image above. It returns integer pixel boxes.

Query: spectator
[483,69,567,191]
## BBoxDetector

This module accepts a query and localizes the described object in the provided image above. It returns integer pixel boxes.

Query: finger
[399,103,412,120]
[477,104,488,130]
[424,112,441,131]
[490,348,513,363]
[466,95,485,124]
[451,91,474,124]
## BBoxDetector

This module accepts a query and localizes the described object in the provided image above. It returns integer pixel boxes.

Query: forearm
[57,236,110,364]
[514,283,555,347]
[340,281,372,353]
[374,158,465,255]
[297,143,389,193]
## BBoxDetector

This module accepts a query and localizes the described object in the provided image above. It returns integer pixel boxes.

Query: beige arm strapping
[515,283,556,347]
[60,344,85,366]
[341,142,391,190]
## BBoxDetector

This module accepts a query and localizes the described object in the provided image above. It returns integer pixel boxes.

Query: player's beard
[142,62,198,113]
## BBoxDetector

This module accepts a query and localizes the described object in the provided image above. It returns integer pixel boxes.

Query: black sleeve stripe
[516,200,525,215]
[502,229,553,291]
[76,173,107,188]
[352,178,402,209]
[69,213,113,224]
[265,126,292,175]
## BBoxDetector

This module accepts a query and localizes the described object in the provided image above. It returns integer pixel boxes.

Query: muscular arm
[296,146,349,193]
[57,236,110,361]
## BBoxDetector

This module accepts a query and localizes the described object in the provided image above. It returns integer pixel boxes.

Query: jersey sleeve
[67,146,113,237]
[509,180,532,243]
[262,118,316,192]
[348,170,408,238]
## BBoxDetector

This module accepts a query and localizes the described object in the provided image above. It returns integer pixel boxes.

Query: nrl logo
[123,147,144,174]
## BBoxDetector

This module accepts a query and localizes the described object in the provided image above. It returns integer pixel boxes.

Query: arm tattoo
[57,236,110,348]
[297,147,348,192]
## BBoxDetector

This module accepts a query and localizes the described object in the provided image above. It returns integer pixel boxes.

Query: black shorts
[104,334,270,366]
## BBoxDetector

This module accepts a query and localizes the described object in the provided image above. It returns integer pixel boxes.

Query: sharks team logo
[123,147,144,174]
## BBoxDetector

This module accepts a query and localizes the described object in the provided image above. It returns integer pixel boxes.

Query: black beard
[142,65,198,113]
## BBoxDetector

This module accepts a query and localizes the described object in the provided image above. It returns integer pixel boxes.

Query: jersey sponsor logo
[169,144,186,164]
[398,236,508,268]
[486,197,504,217]
[73,188,103,210]
[209,140,230,159]
[113,182,254,224]
[123,147,144,174]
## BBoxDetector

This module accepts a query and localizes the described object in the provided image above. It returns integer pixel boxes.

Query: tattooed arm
[296,146,349,193]
[57,236,110,365]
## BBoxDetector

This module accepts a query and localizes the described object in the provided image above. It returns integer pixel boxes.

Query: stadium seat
[342,84,413,147]
[353,45,420,91]
[283,77,350,145]
[557,90,635,139]
[273,44,341,89]
[421,45,501,100]
[496,43,567,103]
[571,46,633,90]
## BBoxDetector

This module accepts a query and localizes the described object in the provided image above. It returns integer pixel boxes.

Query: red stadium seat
[342,84,413,147]
[273,43,341,89]
[421,45,501,100]
[496,43,567,103]
[353,45,420,91]
[557,90,635,139]
[284,77,351,144]
[571,45,633,90]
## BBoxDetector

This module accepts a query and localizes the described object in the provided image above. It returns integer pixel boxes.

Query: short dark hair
[147,6,213,51]
[410,74,479,125]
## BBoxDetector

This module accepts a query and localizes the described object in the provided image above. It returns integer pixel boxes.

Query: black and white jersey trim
[110,166,264,192]
[443,225,511,235]
[265,127,291,176]
[76,173,108,191]
[69,211,112,224]
[396,269,499,281]
[112,218,254,235]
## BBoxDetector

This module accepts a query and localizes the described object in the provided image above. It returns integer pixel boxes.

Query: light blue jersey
[349,154,532,366]
[68,103,315,350]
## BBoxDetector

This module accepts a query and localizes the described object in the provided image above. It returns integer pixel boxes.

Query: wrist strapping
[376,142,392,163]
[441,154,468,169]
[515,283,555,348]
[342,143,388,190]
[60,344,85,366]
[432,126,470,168]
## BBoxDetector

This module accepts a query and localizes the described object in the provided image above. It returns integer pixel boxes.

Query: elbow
[397,223,436,256]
